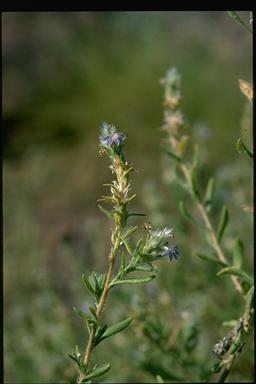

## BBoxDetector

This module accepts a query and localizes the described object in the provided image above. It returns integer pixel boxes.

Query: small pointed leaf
[98,205,113,220]
[123,226,138,238]
[98,317,133,343]
[110,275,156,287]
[196,253,227,267]
[204,177,214,212]
[233,238,244,268]
[73,307,92,321]
[191,144,199,170]
[89,306,97,319]
[217,266,252,285]
[217,205,229,243]
[120,252,126,269]
[163,148,182,162]
[191,168,201,201]
[121,237,132,255]
[82,274,95,298]
[82,363,111,381]
[127,212,147,218]
[135,262,155,272]
[179,201,206,229]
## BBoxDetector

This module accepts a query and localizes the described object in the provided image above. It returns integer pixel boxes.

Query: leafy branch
[70,123,179,383]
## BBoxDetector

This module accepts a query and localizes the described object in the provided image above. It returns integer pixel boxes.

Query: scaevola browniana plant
[70,122,179,383]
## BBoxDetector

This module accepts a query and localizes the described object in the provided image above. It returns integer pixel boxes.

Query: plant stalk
[180,163,244,297]
[78,231,121,383]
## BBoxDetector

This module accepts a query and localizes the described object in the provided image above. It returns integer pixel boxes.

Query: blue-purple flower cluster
[162,244,180,261]
[142,227,180,263]
[100,122,126,147]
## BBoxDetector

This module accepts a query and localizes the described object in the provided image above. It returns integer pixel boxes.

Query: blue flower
[100,122,126,147]
[162,244,179,261]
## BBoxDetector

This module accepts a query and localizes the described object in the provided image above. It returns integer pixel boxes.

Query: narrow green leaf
[233,238,244,268]
[92,272,103,302]
[196,253,227,267]
[120,252,126,269]
[191,144,199,170]
[179,201,206,229]
[217,266,252,285]
[110,275,156,287]
[227,11,252,33]
[127,212,147,218]
[68,354,80,366]
[135,262,155,272]
[99,317,133,342]
[236,138,253,158]
[123,226,138,238]
[191,168,201,201]
[179,200,194,222]
[88,274,96,292]
[173,165,188,190]
[204,177,214,212]
[89,306,97,319]
[217,205,229,243]
[98,205,113,220]
[121,237,133,256]
[94,325,108,346]
[132,238,143,258]
[82,363,111,381]
[73,307,93,322]
[82,274,95,298]
[164,148,182,162]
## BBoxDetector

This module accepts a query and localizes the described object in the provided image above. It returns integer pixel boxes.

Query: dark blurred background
[3,11,253,383]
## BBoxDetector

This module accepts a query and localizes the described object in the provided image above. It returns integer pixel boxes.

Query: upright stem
[78,231,121,383]
[180,163,244,296]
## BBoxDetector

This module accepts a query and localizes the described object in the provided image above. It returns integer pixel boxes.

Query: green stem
[179,162,244,297]
[78,231,121,383]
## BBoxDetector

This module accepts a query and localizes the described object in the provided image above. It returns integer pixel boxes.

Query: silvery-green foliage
[160,62,253,382]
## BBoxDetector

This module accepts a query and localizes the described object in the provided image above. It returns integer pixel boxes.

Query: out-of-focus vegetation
[3,11,253,383]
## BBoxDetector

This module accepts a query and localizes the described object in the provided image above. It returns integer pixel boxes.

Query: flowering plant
[70,122,179,383]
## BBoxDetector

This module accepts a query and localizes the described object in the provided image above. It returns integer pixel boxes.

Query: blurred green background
[3,11,253,383]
